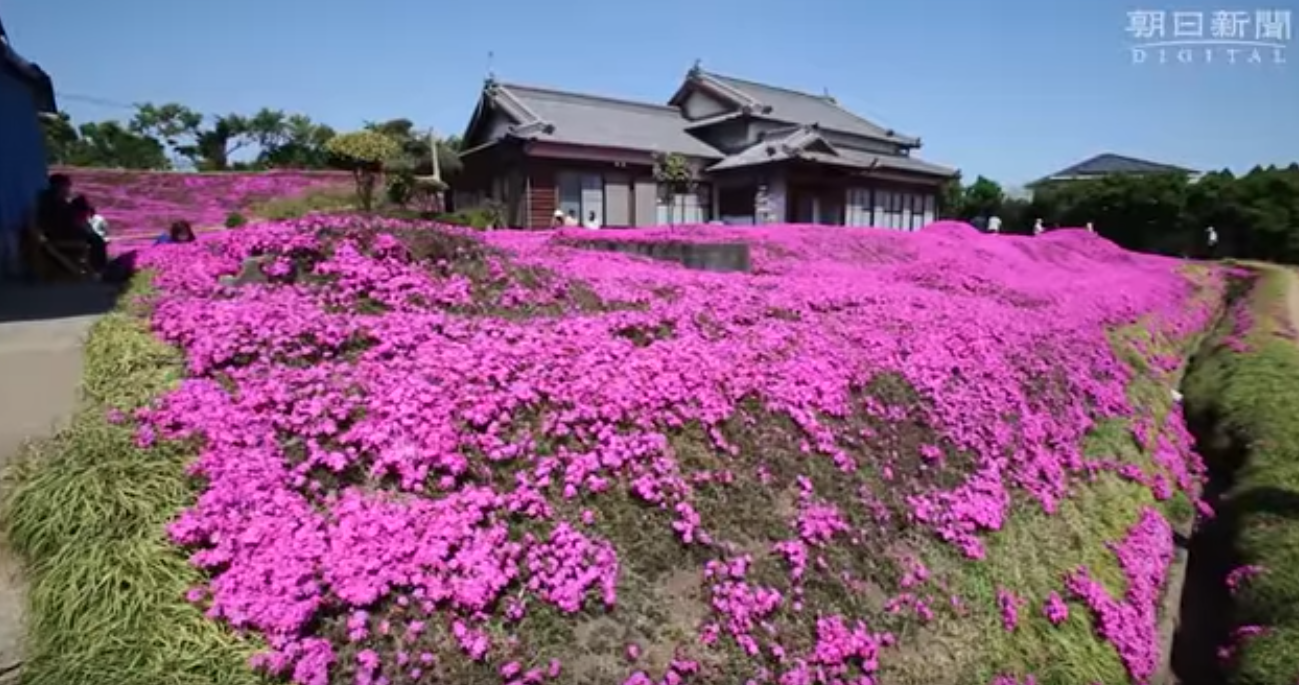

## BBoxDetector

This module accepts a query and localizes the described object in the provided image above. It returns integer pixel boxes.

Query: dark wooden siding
[524,156,657,229]
[526,163,556,229]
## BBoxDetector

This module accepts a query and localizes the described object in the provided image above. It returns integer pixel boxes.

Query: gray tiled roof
[700,71,920,146]
[492,82,723,158]
[1032,153,1197,185]
[807,147,957,177]
[709,124,955,178]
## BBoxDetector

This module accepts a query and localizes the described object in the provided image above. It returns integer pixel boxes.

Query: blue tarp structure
[0,27,56,263]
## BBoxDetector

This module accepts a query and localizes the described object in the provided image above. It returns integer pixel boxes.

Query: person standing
[583,210,601,230]
[1086,222,1095,233]
[987,215,1002,234]
[1033,218,1045,236]
[1205,225,1219,258]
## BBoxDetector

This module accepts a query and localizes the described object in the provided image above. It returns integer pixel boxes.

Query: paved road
[0,282,117,681]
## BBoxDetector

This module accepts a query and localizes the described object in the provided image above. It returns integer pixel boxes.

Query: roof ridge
[1093,152,1189,170]
[702,70,916,145]
[819,97,907,139]
[702,70,828,101]
[497,82,681,114]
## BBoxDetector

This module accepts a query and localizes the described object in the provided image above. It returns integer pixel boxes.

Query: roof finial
[485,51,496,84]
[690,58,702,77]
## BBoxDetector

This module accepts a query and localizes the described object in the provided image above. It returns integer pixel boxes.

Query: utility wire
[55,91,140,111]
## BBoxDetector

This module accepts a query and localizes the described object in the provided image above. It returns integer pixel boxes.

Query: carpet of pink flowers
[55,167,349,249]
[128,217,1228,685]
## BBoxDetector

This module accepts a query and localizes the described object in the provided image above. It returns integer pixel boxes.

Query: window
[874,190,904,230]
[869,189,937,231]
[657,183,712,225]
[557,171,604,224]
[846,188,872,226]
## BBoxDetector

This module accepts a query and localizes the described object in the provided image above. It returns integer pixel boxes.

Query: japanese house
[454,63,958,229]
[1028,153,1200,189]
[0,16,57,246]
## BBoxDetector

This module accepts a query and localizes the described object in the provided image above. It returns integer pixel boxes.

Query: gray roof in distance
[1032,153,1198,185]
[488,82,723,159]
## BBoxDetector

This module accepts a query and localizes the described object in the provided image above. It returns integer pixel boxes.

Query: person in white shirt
[1033,218,1044,236]
[1086,222,1094,233]
[71,194,110,242]
[562,210,579,228]
[583,210,601,230]
[987,215,1002,234]
[1205,226,1219,258]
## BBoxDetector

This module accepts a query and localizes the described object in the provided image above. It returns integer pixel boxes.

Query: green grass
[248,186,356,221]
[881,266,1228,685]
[0,277,267,685]
[1181,264,1299,685]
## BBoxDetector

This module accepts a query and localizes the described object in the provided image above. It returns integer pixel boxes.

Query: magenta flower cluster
[55,167,349,250]
[127,216,1224,684]
[1064,507,1174,683]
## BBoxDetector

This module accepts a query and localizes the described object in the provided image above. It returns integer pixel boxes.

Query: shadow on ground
[0,282,122,325]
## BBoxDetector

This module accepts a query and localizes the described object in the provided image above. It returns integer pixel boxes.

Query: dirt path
[1286,267,1299,337]
[0,283,117,684]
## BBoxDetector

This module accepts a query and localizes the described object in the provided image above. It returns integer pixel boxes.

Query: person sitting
[551,210,566,228]
[71,195,111,243]
[155,220,196,245]
[69,195,109,271]
[33,173,97,276]
[583,210,601,230]
[36,173,80,241]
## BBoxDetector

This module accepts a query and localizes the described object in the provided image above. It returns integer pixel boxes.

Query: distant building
[1028,153,1199,189]
[0,16,57,246]
[454,64,958,229]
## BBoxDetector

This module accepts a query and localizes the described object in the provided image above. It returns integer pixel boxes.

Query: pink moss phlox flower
[132,217,1227,681]
[1225,565,1265,595]
[1065,507,1174,682]
[997,588,1023,632]
[1042,592,1069,626]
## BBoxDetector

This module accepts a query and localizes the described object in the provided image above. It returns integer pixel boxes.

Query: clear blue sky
[5,0,1297,185]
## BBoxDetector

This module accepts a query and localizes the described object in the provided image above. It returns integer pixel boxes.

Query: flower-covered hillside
[56,167,350,247]
[131,219,1225,685]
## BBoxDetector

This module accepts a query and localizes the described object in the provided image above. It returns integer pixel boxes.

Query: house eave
[1,41,57,113]
[524,139,719,165]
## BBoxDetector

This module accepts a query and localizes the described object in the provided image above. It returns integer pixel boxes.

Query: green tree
[959,176,1005,220]
[39,112,82,165]
[256,114,336,169]
[325,130,400,211]
[938,176,963,218]
[363,119,462,180]
[40,112,170,170]
[652,152,698,225]
[73,121,171,170]
[131,103,251,170]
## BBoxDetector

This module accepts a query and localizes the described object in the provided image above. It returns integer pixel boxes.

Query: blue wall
[0,67,49,240]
